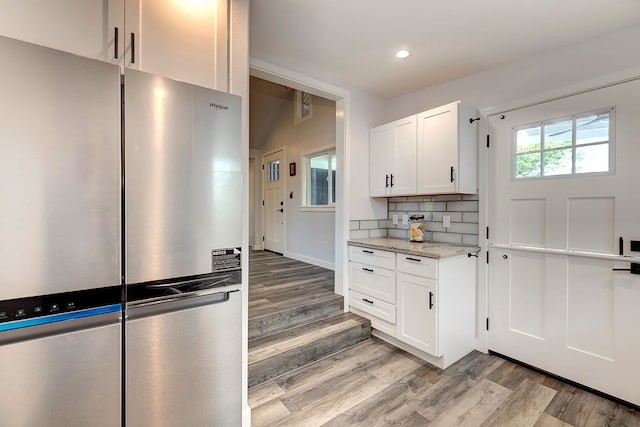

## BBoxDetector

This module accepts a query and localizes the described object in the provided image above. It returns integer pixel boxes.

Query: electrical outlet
[392,214,398,225]
[443,215,451,228]
[402,214,409,225]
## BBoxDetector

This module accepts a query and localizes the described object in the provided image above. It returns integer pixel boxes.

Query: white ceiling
[249,0,640,98]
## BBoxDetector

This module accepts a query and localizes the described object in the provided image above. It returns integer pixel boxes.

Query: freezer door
[0,36,121,300]
[124,69,242,284]
[0,311,122,427]
[126,290,242,427]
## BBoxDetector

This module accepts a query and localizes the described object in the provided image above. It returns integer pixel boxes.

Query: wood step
[248,312,372,388]
[248,293,343,340]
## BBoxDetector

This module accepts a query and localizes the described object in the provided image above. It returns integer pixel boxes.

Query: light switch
[392,214,398,225]
[443,215,451,228]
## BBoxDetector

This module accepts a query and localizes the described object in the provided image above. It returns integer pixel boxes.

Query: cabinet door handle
[114,27,119,59]
[362,249,374,254]
[131,32,136,64]
[450,166,455,182]
[405,257,421,262]
[385,174,389,188]
[362,267,374,273]
[429,291,434,309]
[362,298,374,304]
[390,174,394,187]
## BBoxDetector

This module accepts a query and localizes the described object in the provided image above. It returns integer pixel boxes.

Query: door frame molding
[250,58,351,297]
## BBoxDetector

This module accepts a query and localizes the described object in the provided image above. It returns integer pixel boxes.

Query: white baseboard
[283,251,335,271]
[243,405,251,427]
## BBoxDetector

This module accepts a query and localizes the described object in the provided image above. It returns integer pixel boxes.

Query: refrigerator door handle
[127,290,235,320]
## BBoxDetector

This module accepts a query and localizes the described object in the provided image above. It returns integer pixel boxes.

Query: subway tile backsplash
[349,194,479,245]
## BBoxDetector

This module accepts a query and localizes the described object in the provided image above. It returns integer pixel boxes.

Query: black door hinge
[486,226,489,239]
[486,251,489,264]
[262,200,264,206]
[262,236,264,241]
[486,318,489,331]
[486,135,490,148]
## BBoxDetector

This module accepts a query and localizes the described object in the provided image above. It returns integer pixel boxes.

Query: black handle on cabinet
[362,298,374,304]
[429,291,434,309]
[390,174,394,187]
[450,166,455,182]
[385,175,389,188]
[362,249,374,254]
[114,27,119,59]
[131,32,136,64]
[362,267,374,273]
[405,257,421,262]
[612,263,640,275]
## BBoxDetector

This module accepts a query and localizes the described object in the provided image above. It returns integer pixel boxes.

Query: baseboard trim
[489,350,640,412]
[283,251,335,271]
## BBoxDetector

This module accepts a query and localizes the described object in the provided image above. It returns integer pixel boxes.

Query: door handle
[390,174,394,187]
[130,32,136,64]
[450,166,455,182]
[114,27,119,59]
[429,291,434,309]
[385,175,389,188]
[277,209,283,213]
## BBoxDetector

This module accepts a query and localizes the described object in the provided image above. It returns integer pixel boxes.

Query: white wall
[260,94,338,268]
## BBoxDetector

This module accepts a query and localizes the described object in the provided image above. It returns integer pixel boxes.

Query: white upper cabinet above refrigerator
[0,0,228,89]
[416,101,478,195]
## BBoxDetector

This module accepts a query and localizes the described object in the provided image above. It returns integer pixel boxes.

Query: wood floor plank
[428,378,512,427]
[250,398,291,427]
[248,380,285,408]
[479,378,557,427]
[534,413,575,427]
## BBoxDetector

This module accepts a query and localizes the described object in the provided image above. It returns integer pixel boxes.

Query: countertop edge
[347,238,480,259]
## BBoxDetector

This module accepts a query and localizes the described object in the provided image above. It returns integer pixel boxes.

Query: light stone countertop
[347,237,480,259]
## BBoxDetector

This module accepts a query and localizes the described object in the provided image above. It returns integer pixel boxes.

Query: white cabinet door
[369,115,417,197]
[0,0,123,65]
[125,0,228,89]
[397,272,438,356]
[390,115,417,196]
[369,125,392,196]
[417,101,478,194]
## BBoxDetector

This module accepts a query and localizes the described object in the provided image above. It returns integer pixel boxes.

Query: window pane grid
[514,108,612,179]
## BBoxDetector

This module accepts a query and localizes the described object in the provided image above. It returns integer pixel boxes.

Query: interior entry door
[263,150,285,254]
[487,78,640,407]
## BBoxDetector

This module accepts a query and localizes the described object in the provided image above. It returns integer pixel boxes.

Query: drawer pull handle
[405,257,421,262]
[362,249,374,254]
[362,267,374,273]
[362,298,374,304]
[429,291,434,309]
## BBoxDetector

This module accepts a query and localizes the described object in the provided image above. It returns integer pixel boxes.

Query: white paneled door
[488,78,640,406]
[263,150,285,254]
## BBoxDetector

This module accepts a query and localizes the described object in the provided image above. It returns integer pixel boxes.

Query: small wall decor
[289,162,296,176]
[294,90,313,124]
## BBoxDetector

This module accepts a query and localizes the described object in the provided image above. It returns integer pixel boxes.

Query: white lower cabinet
[349,245,476,369]
[397,272,438,355]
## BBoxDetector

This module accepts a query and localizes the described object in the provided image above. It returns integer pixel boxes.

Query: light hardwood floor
[248,251,640,426]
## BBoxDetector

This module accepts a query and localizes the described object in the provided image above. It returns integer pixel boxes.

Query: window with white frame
[303,149,336,207]
[513,108,614,179]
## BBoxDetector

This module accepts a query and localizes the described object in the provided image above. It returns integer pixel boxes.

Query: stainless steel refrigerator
[0,36,123,426]
[123,69,242,427]
[0,36,243,427]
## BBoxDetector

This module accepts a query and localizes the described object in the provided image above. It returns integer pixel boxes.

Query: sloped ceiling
[249,76,293,150]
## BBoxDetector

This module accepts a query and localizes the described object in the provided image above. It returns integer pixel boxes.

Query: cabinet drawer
[349,246,396,270]
[349,262,396,304]
[397,253,438,279]
[349,289,396,324]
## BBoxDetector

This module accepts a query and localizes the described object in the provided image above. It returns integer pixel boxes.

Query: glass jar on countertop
[409,214,425,242]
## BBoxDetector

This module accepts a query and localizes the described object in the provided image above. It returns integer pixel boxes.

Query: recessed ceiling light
[396,49,410,59]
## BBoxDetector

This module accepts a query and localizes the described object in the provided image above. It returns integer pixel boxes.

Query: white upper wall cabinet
[0,0,123,65]
[416,101,478,195]
[369,115,417,197]
[125,0,228,90]
[0,0,228,90]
